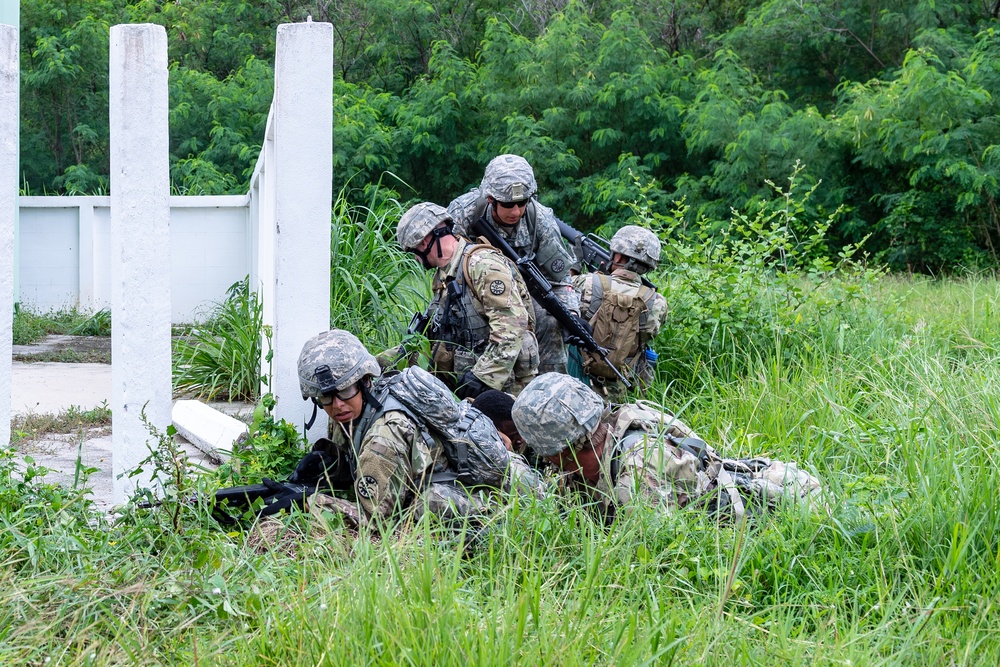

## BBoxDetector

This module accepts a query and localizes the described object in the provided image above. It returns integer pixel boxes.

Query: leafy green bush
[620,166,884,389]
[172,277,263,401]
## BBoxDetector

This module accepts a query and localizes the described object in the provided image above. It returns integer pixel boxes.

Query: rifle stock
[470,215,632,388]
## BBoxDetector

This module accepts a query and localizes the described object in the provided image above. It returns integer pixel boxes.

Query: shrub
[172,277,264,401]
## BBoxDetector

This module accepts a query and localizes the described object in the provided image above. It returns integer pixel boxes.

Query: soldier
[447,154,581,374]
[396,202,538,399]
[511,373,823,522]
[572,225,668,401]
[298,329,488,527]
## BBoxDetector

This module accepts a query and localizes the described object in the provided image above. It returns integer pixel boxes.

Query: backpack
[583,274,655,381]
[375,366,511,489]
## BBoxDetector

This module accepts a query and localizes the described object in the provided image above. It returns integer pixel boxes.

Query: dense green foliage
[18,0,1000,271]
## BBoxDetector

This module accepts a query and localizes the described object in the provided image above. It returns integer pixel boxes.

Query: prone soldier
[511,373,823,523]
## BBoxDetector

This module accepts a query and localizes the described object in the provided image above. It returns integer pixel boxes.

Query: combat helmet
[480,154,538,203]
[396,202,453,251]
[610,225,661,273]
[298,329,381,400]
[511,373,606,457]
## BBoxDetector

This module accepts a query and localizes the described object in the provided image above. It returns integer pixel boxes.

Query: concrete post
[109,25,171,504]
[270,22,332,441]
[0,25,16,449]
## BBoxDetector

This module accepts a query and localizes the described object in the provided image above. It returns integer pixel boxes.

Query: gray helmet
[480,154,538,203]
[511,373,606,457]
[297,329,381,400]
[610,225,661,272]
[396,202,452,251]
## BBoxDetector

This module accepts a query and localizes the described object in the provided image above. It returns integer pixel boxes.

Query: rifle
[556,219,657,290]
[390,279,463,368]
[470,215,632,388]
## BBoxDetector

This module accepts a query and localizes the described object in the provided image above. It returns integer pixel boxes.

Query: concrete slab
[172,399,247,462]
[11,362,112,415]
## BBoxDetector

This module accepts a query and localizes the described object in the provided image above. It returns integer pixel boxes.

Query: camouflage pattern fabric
[428,236,538,394]
[572,267,668,401]
[610,225,661,270]
[298,329,381,398]
[314,410,450,523]
[448,190,580,374]
[512,373,823,519]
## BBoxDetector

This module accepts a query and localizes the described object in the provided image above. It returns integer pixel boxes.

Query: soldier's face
[490,197,527,226]
[321,384,365,423]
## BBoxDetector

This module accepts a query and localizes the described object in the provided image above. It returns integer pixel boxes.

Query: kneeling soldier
[572,225,667,401]
[396,202,538,399]
[511,373,822,522]
[299,329,535,528]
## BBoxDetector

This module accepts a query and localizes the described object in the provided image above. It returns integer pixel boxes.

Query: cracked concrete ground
[9,336,252,512]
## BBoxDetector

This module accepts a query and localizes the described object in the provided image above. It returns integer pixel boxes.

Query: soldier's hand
[455,371,489,400]
[563,316,594,348]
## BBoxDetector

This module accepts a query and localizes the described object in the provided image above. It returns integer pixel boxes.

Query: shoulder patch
[357,475,378,499]
[551,259,565,274]
[490,280,507,296]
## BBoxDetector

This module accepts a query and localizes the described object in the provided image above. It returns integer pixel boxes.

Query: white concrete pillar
[0,25,17,449]
[270,22,332,441]
[109,24,171,504]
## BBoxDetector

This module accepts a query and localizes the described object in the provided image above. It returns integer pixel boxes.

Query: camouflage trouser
[593,434,823,521]
[410,482,486,523]
[595,435,712,519]
[533,301,567,374]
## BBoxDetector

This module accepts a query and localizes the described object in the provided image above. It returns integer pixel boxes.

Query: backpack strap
[460,241,500,288]
[585,273,611,322]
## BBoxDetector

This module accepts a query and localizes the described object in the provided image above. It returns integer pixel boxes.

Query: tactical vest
[582,273,658,380]
[469,196,569,282]
[353,367,512,489]
[432,243,492,354]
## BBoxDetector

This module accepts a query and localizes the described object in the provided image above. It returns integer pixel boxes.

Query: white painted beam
[0,24,16,449]
[270,22,333,441]
[109,24,172,504]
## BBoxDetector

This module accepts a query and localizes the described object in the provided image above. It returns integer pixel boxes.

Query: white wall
[17,195,249,322]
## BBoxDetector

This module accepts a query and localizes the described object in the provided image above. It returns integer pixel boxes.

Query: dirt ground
[13,334,113,364]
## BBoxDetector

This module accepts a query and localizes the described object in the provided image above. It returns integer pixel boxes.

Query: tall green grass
[3,275,1000,665]
[330,184,430,351]
[12,303,112,345]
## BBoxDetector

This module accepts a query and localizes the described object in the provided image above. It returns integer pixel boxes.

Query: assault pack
[582,273,657,382]
[362,366,513,489]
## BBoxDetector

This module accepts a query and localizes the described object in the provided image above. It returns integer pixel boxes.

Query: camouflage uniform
[511,373,823,522]
[572,270,666,401]
[573,225,668,401]
[447,155,580,374]
[427,236,538,394]
[298,330,483,527]
[397,202,538,395]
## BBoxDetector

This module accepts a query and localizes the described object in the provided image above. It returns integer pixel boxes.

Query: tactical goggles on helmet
[312,382,361,407]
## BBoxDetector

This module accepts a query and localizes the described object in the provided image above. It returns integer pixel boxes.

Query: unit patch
[551,259,565,274]
[357,475,378,499]
[489,280,507,296]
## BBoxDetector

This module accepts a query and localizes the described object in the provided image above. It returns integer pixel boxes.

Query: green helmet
[511,373,606,457]
[297,329,380,400]
[610,225,661,272]
[481,154,538,203]
[396,202,453,251]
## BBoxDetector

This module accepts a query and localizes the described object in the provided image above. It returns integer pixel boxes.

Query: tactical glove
[455,370,489,400]
[562,316,594,348]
